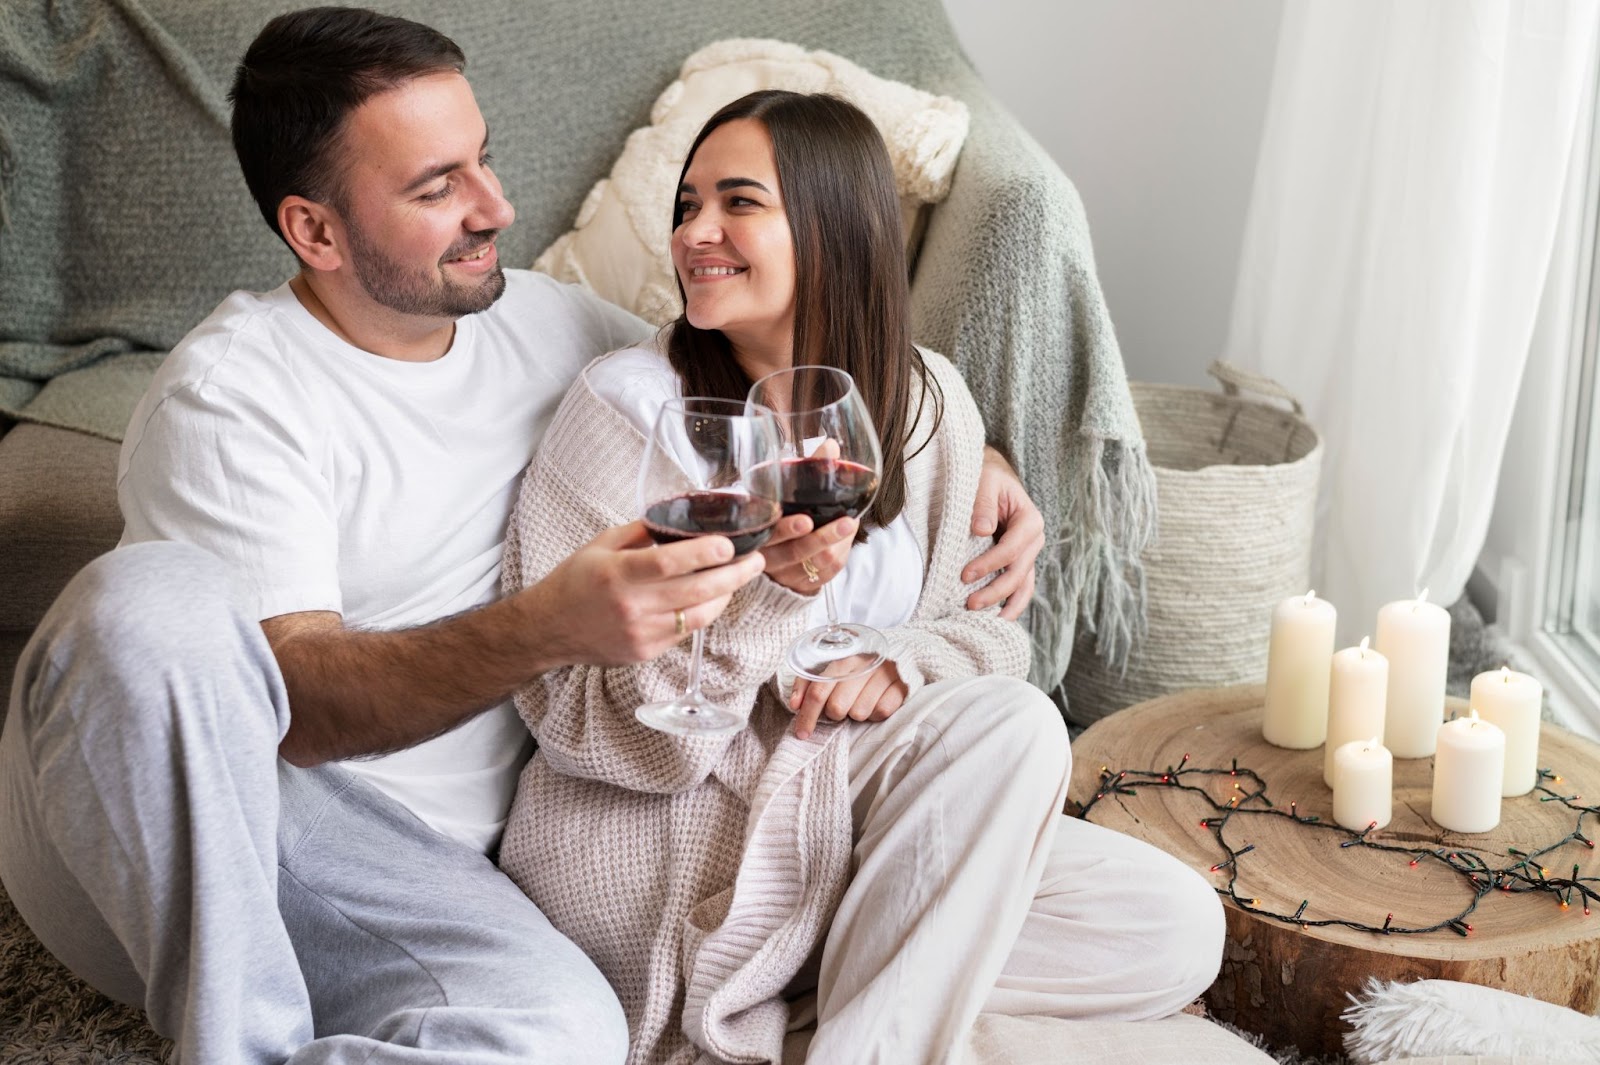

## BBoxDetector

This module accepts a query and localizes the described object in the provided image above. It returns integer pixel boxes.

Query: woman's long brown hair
[665,90,942,537]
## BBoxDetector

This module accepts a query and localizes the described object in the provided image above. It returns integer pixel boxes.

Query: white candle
[1470,667,1542,797]
[1431,711,1505,833]
[1262,591,1337,749]
[1375,591,1451,758]
[1324,638,1389,788]
[1332,737,1393,831]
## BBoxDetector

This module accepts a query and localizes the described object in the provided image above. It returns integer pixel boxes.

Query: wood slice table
[1068,685,1600,1058]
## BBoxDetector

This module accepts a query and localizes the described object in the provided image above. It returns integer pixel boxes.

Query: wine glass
[635,397,783,736]
[747,366,887,682]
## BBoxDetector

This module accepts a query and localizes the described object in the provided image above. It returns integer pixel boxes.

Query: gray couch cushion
[0,424,119,634]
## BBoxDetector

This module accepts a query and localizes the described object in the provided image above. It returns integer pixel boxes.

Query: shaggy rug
[0,597,1525,1062]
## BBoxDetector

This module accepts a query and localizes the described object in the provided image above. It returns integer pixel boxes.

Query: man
[0,8,1045,1063]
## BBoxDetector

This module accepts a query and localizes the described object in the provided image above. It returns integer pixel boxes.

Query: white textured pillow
[532,38,970,325]
[1342,978,1600,1064]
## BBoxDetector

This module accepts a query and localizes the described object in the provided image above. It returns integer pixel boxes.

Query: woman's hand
[787,660,908,739]
[759,514,858,595]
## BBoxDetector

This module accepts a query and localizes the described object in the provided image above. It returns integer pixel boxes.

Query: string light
[1074,761,1599,937]
[1210,844,1256,872]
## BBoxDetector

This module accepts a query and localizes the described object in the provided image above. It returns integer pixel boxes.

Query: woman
[499,91,1222,1064]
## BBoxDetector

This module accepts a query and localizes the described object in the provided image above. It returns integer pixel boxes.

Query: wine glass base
[787,623,888,683]
[635,697,747,738]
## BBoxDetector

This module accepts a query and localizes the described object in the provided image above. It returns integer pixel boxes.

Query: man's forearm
[270,589,562,766]
[268,522,769,766]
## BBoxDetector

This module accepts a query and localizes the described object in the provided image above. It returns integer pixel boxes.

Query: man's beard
[347,223,507,318]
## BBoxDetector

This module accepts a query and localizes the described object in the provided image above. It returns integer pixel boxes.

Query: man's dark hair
[229,7,465,243]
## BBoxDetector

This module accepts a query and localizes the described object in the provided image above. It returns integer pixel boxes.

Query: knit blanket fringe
[1029,434,1156,691]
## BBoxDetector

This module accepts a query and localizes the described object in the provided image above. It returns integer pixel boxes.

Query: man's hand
[787,660,909,739]
[757,514,858,595]
[963,446,1045,619]
[527,521,767,666]
[266,520,765,766]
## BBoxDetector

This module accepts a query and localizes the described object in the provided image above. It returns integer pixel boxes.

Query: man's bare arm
[267,521,765,766]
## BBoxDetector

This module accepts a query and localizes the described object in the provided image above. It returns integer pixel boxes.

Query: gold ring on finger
[801,559,821,584]
[674,608,686,637]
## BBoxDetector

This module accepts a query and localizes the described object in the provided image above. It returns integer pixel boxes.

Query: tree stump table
[1068,685,1600,1057]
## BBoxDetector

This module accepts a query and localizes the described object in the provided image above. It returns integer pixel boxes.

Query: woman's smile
[670,118,796,367]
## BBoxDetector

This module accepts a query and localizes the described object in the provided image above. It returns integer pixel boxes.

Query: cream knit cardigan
[499,348,1029,1065]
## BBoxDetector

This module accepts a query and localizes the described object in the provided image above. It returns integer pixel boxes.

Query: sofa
[0,0,1275,1060]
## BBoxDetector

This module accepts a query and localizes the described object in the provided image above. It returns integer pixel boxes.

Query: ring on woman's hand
[674,608,687,636]
[800,559,821,584]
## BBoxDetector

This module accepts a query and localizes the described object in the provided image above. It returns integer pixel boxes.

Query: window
[1515,68,1600,738]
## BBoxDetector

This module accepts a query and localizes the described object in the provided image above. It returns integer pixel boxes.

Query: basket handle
[1207,360,1305,417]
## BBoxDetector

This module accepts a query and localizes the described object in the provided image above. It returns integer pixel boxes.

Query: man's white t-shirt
[117,269,651,853]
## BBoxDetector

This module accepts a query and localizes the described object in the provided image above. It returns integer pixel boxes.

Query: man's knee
[37,542,256,669]
[530,971,629,1063]
[468,947,629,1063]
[12,540,284,767]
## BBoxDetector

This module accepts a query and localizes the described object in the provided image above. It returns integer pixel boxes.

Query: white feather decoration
[1341,978,1600,1064]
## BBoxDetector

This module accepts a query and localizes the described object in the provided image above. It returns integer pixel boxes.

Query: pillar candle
[1332,737,1392,831]
[1262,591,1337,749]
[1375,592,1451,758]
[1431,711,1505,833]
[1470,667,1542,797]
[1324,638,1389,787]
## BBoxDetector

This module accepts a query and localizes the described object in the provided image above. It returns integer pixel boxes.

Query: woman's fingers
[759,514,814,549]
[760,517,857,594]
[762,516,855,571]
[792,679,832,738]
[846,669,894,720]
[868,674,909,720]
[815,671,871,723]
[791,662,908,733]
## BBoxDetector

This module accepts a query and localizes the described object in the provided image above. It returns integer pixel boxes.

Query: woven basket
[1063,361,1322,727]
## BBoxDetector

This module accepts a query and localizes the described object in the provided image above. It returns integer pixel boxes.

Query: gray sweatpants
[0,542,628,1064]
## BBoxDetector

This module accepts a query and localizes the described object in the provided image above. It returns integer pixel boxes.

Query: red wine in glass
[644,491,781,557]
[746,365,887,683]
[634,397,782,737]
[779,457,879,526]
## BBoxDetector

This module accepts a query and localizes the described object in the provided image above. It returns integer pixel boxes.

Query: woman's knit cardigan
[498,348,1030,1065]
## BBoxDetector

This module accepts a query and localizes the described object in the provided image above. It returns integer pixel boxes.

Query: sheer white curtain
[1223,0,1600,645]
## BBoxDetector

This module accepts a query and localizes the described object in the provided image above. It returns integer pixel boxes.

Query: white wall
[941,0,1283,387]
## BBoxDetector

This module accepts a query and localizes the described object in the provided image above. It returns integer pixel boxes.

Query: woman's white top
[588,345,924,631]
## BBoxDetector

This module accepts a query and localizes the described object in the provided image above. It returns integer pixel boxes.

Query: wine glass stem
[825,582,851,639]
[822,580,842,629]
[685,628,706,698]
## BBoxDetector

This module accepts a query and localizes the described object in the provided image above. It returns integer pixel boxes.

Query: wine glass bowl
[778,454,877,526]
[642,490,780,557]
[747,366,888,683]
[635,397,782,736]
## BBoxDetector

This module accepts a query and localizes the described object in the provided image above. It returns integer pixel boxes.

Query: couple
[0,8,1219,1065]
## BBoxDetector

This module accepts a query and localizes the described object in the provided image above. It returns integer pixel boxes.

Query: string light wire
[1075,763,1597,936]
